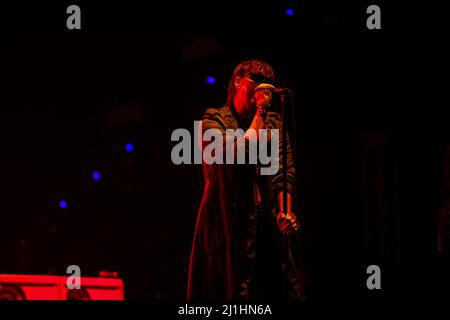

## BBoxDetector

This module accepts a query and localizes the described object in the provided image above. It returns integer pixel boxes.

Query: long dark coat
[187,105,304,301]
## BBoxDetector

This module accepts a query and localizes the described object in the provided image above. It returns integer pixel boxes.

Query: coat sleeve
[200,109,258,172]
[266,112,296,195]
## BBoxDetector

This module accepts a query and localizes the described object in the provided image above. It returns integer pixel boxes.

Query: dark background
[1,1,447,300]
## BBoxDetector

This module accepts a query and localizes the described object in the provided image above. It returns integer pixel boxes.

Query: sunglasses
[246,72,275,85]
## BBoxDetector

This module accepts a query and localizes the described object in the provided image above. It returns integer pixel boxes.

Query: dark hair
[226,59,275,106]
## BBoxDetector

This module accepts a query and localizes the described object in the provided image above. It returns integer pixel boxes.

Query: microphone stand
[279,88,301,300]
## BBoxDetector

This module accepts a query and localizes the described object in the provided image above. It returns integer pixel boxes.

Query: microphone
[254,84,292,109]
[254,83,275,108]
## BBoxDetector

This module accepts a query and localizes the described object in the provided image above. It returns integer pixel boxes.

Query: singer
[187,60,304,301]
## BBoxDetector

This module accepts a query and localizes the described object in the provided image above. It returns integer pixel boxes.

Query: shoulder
[202,107,222,120]
[201,106,232,130]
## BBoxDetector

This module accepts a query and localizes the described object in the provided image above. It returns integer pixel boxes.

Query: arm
[267,112,299,235]
[244,105,267,143]
[276,189,292,213]
[201,106,267,165]
[276,190,299,235]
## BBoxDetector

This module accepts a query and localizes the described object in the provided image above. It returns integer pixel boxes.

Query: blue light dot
[59,200,68,209]
[92,171,101,181]
[286,9,295,16]
[125,143,134,152]
[206,76,216,85]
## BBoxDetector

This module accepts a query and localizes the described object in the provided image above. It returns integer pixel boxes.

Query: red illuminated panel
[60,276,125,300]
[0,274,124,300]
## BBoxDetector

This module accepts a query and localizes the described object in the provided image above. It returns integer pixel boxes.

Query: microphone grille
[254,83,275,94]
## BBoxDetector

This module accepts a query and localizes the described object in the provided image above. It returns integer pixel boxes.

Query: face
[233,72,274,119]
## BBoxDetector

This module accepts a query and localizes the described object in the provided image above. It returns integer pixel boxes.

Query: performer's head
[226,59,275,119]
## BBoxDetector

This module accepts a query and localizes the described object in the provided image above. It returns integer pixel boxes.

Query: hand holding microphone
[254,84,291,114]
[254,83,275,113]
